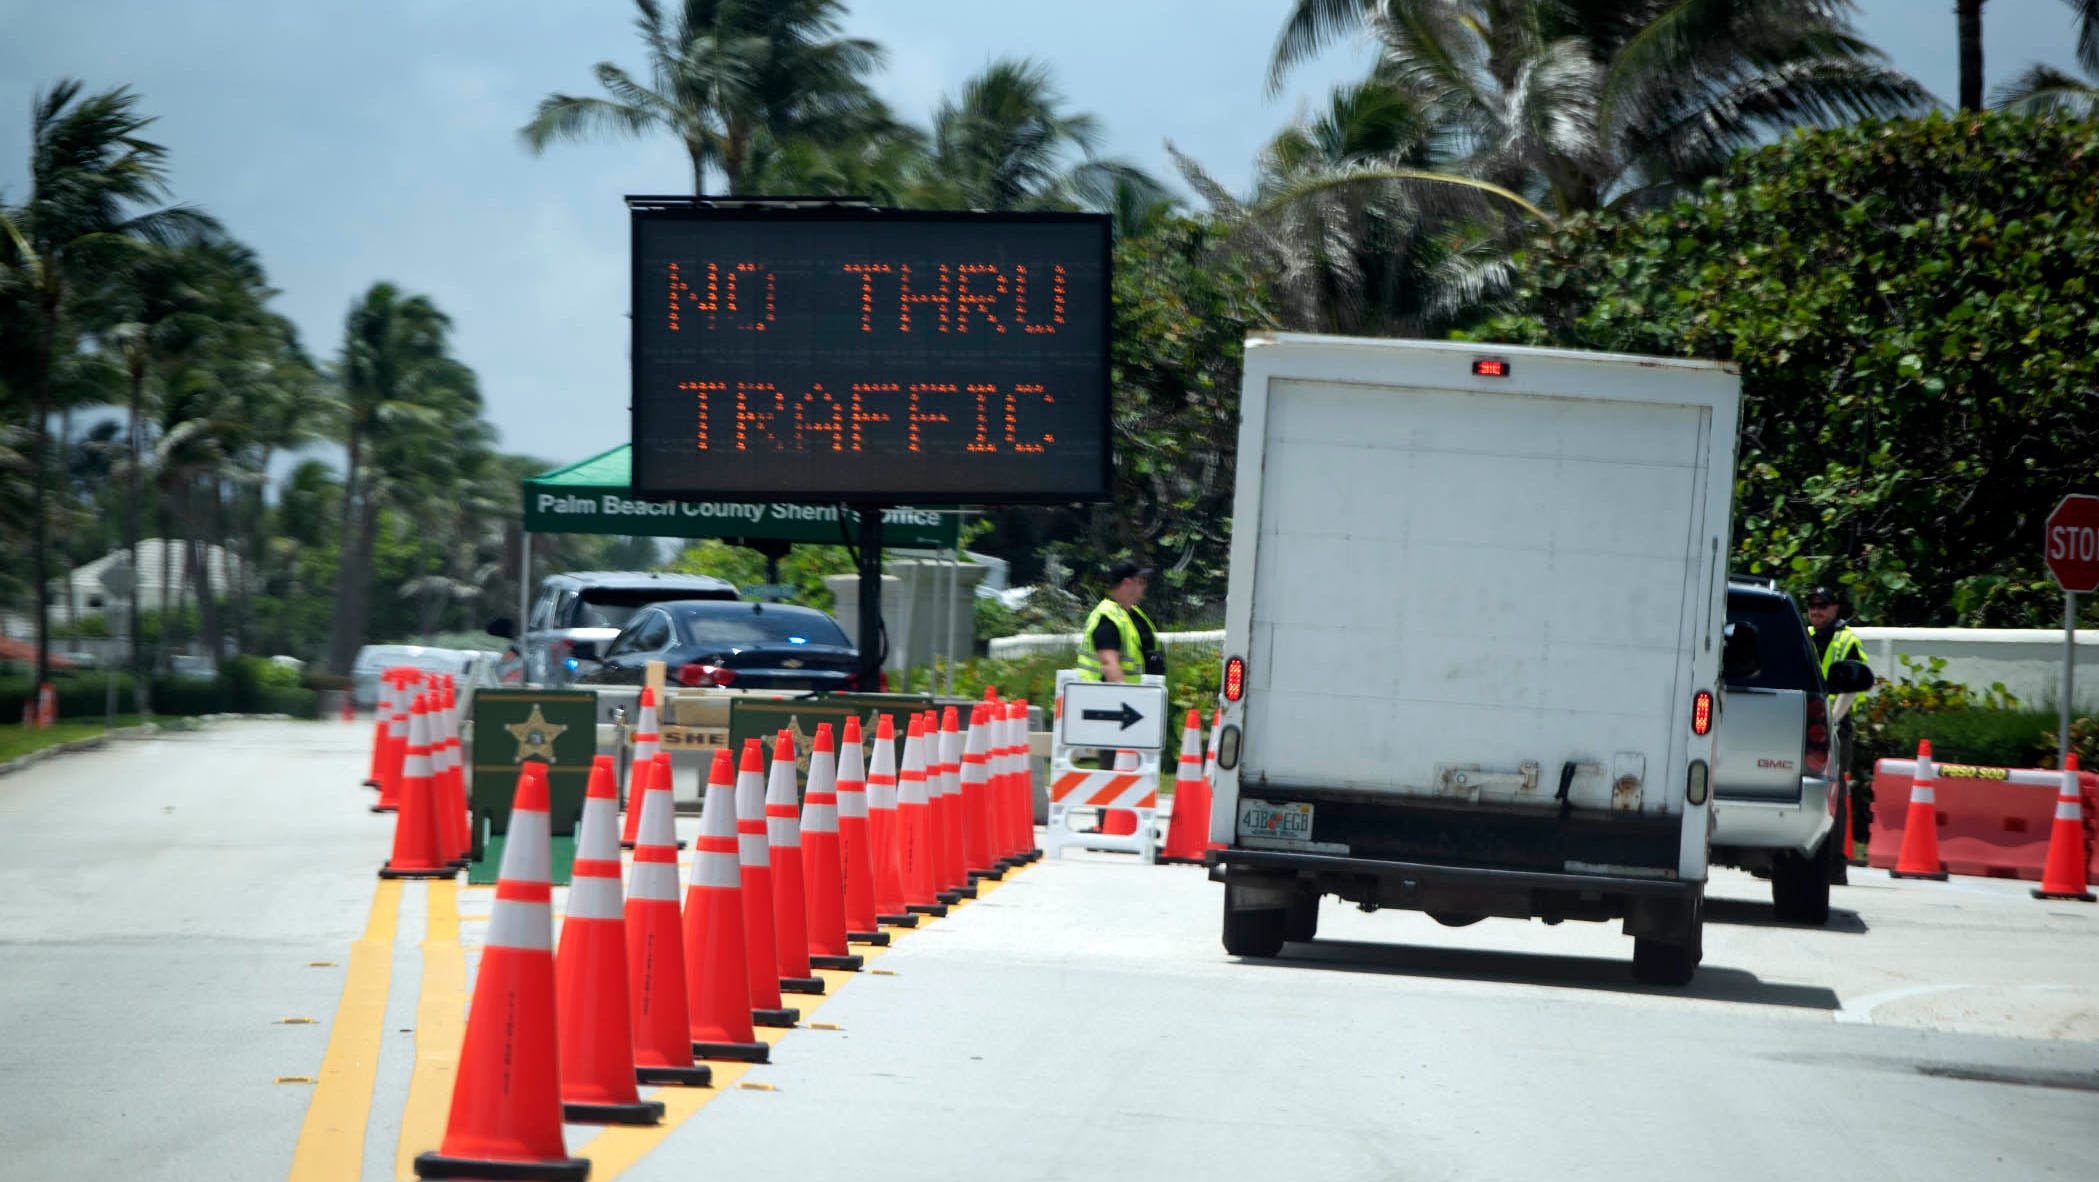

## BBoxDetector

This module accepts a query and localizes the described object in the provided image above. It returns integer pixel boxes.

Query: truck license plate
[1238,798,1314,843]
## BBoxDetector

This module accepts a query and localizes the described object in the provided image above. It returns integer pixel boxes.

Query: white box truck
[1205,335,1743,985]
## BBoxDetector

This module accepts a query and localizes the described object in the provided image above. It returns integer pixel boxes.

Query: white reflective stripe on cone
[766,757,802,846]
[2060,800,2084,822]
[504,808,553,884]
[567,874,623,921]
[1911,786,1937,805]
[690,849,741,890]
[629,856,681,902]
[699,779,737,839]
[736,769,771,865]
[803,748,839,833]
[867,738,897,810]
[576,797,620,862]
[488,899,554,951]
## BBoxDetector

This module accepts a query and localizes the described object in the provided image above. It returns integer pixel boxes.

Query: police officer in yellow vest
[1805,585,1870,882]
[1078,559,1164,683]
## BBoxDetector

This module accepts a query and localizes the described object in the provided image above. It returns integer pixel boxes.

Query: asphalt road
[2,719,2095,1181]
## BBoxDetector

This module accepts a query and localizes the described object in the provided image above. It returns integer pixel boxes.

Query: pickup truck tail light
[1690,689,1714,736]
[1804,696,1831,777]
[1224,656,1246,702]
[677,663,737,688]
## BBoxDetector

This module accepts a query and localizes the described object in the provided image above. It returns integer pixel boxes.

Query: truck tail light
[1223,656,1246,702]
[1691,689,1713,736]
[1804,696,1830,777]
[677,663,737,688]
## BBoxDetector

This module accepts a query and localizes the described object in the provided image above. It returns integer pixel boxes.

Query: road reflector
[307,961,337,968]
[871,968,898,976]
[737,1082,776,1092]
[276,1076,316,1085]
[810,1023,841,1031]
[277,1017,317,1025]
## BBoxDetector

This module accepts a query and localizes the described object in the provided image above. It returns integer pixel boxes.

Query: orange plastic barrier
[1866,758,2099,882]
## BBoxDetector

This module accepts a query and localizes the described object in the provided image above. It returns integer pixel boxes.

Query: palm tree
[1269,1,1926,215]
[0,80,210,684]
[1993,0,2099,113]
[521,0,889,196]
[327,284,478,672]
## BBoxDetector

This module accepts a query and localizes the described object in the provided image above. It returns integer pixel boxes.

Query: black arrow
[1082,701,1144,731]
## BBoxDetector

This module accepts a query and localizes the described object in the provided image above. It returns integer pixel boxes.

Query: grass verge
[0,716,148,764]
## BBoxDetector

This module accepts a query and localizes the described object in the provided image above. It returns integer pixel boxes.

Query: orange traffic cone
[866,715,917,927]
[834,716,890,945]
[555,757,665,1124]
[985,695,1018,868]
[1008,701,1040,862]
[1161,710,1211,863]
[799,724,862,970]
[734,739,798,1026]
[897,715,948,917]
[620,687,661,848]
[379,697,456,880]
[686,748,771,1063]
[625,755,713,1085]
[960,703,1002,881]
[433,682,469,866]
[935,707,974,899]
[2034,755,2095,902]
[765,732,826,994]
[372,689,412,813]
[1890,740,1949,880]
[413,762,586,1181]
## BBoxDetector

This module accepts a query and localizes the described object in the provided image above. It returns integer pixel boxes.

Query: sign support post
[2043,493,2099,769]
[2064,590,2078,773]
[853,504,886,688]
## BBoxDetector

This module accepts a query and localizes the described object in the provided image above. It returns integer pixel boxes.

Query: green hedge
[0,658,319,723]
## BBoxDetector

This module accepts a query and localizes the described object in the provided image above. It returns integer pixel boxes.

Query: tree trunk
[32,294,56,687]
[689,144,708,198]
[327,430,364,673]
[127,365,151,714]
[1958,0,1986,111]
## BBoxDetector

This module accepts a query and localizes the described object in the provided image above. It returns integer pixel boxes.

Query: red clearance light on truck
[1691,690,1714,736]
[1472,357,1510,378]
[1223,656,1246,702]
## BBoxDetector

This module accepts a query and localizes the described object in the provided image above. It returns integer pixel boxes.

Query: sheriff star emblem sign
[504,703,568,763]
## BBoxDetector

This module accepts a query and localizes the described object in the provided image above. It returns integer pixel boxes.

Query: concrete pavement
[1,719,2094,1181]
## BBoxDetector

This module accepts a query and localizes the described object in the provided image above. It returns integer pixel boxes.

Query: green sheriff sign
[469,689,597,881]
[523,445,959,546]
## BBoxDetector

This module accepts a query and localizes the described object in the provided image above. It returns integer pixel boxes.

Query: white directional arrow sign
[1058,679,1168,750]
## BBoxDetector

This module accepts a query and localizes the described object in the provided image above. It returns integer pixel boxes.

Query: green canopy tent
[516,443,964,657]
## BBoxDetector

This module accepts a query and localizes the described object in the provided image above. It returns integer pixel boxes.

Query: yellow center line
[396,882,464,1180]
[288,879,401,1182]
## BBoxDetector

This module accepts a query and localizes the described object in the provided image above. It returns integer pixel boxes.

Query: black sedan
[573,599,866,693]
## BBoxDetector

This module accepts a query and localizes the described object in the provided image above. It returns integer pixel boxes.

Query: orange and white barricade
[1043,668,1165,862]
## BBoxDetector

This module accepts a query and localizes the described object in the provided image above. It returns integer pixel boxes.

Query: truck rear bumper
[1208,848,1701,940]
[1711,775,1836,863]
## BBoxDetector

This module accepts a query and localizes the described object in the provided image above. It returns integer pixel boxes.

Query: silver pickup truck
[1710,576,1874,925]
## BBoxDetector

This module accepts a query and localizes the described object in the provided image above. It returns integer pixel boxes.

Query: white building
[49,539,247,623]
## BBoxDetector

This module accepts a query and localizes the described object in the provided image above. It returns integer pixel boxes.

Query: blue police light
[564,657,581,672]
[788,636,809,646]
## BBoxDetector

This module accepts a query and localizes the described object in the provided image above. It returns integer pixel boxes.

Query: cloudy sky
[2,0,2086,472]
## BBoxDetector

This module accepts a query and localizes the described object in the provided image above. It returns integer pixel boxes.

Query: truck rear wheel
[1284,892,1319,942]
[1222,892,1288,958]
[1772,848,1831,926]
[1631,937,1698,986]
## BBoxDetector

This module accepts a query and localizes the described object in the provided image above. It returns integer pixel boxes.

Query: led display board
[629,204,1111,503]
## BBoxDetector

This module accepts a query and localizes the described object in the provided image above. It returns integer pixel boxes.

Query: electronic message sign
[630,204,1111,503]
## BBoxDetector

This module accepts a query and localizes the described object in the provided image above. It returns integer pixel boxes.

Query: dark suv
[488,571,739,686]
[1710,575,1874,924]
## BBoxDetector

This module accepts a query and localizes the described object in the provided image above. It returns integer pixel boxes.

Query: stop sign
[2045,494,2099,593]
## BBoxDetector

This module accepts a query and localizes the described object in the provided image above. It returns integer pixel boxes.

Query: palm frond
[1269,0,1376,94]
[1991,61,2099,115]
[519,90,661,152]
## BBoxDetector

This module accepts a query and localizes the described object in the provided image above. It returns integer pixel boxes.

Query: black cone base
[780,975,826,995]
[848,930,891,946]
[379,864,458,880]
[414,1151,590,1181]
[811,953,864,971]
[936,890,963,904]
[950,884,978,899]
[563,1097,665,1125]
[752,1006,799,1027]
[370,804,399,814]
[636,1062,714,1086]
[968,867,1003,882]
[694,1039,771,1063]
[2034,887,2096,901]
[1889,869,1949,880]
[877,913,919,928]
[905,902,948,917]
